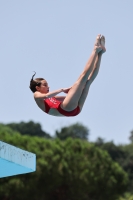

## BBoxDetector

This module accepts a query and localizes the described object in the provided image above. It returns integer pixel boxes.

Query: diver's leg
[78,35,106,111]
[78,52,103,111]
[88,35,106,83]
[61,35,102,111]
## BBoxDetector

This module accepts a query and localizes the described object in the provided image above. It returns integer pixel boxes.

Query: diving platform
[0,141,36,178]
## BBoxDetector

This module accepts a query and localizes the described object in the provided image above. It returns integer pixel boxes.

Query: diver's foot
[100,35,106,53]
[94,34,103,53]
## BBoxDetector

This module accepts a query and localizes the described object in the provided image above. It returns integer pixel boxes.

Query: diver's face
[36,80,49,93]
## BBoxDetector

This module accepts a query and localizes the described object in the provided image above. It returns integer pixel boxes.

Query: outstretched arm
[34,88,63,100]
[63,87,72,93]
[34,87,71,100]
[54,87,72,101]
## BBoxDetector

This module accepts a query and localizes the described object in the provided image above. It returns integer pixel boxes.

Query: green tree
[95,137,105,146]
[95,139,133,194]
[0,128,128,200]
[95,140,126,162]
[55,122,89,140]
[120,144,133,193]
[129,130,133,143]
[5,121,51,138]
[118,193,133,200]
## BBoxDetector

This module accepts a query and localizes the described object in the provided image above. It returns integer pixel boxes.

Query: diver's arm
[34,89,63,100]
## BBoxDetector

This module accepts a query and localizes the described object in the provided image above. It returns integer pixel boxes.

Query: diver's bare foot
[94,34,103,53]
[100,35,106,53]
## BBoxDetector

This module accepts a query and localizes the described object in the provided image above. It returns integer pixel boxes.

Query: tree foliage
[4,121,51,138]
[55,122,89,140]
[0,127,128,200]
[95,138,133,193]
[95,140,126,162]
[120,144,133,192]
[118,193,133,200]
[129,130,133,143]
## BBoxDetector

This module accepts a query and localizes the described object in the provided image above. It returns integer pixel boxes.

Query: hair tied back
[31,71,36,82]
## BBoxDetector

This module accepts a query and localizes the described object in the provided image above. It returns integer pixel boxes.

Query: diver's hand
[62,87,71,93]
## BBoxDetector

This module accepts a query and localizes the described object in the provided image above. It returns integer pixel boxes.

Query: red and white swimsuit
[44,97,80,117]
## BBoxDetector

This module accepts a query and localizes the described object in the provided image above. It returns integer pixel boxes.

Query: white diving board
[0,141,36,178]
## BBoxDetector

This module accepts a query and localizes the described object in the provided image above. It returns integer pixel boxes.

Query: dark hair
[29,72,45,93]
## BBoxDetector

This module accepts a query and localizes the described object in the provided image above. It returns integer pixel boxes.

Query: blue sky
[0,1,133,144]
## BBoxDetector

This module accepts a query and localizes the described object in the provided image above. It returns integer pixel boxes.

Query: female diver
[29,34,106,117]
